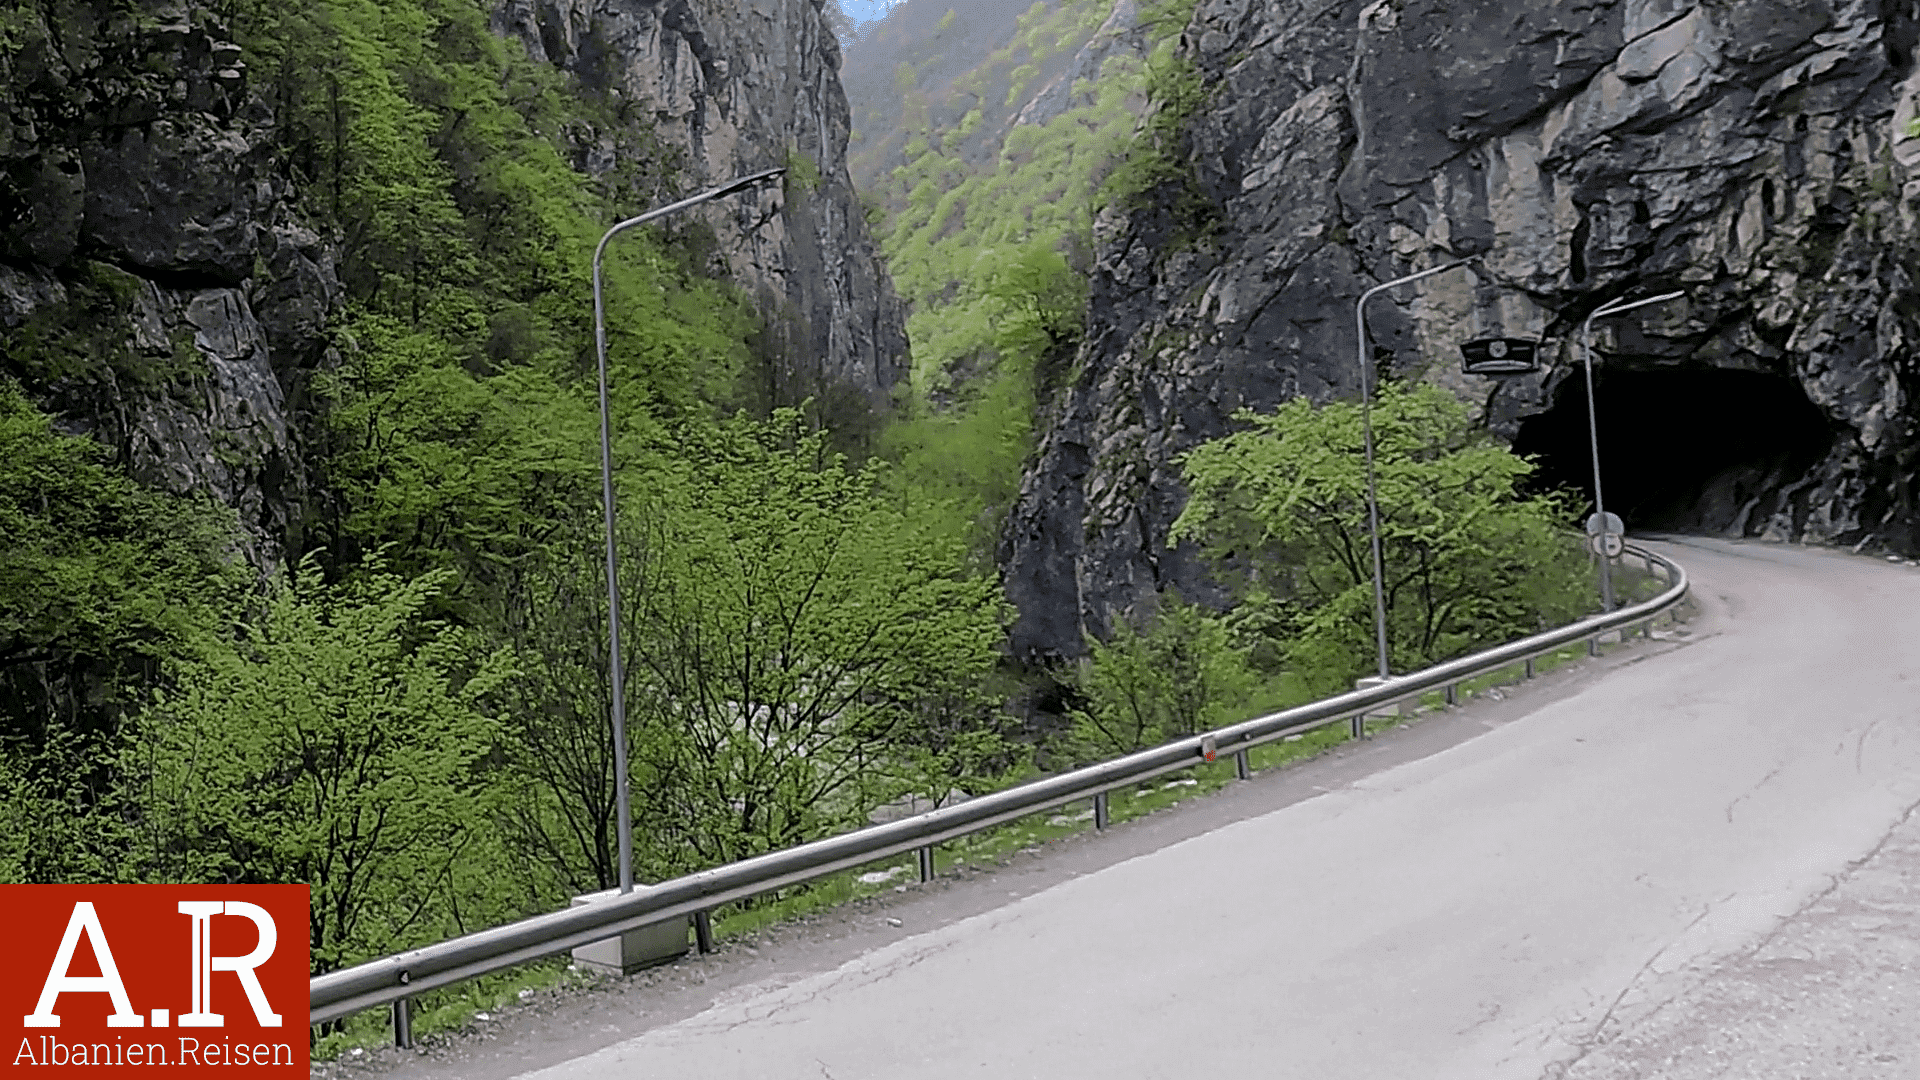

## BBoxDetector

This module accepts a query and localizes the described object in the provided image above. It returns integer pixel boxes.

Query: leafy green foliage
[124,554,513,973]
[230,0,758,607]
[1064,592,1256,760]
[616,411,1013,868]
[0,379,246,737]
[0,721,127,885]
[1172,384,1593,694]
[783,147,823,196]
[485,410,1018,892]
[856,1,1198,565]
[879,238,1086,555]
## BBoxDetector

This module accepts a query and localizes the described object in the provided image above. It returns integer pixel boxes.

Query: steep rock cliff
[0,3,338,572]
[1003,0,1920,661]
[2,0,900,575]
[491,0,908,412]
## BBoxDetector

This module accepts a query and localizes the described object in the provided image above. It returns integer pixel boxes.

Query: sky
[838,0,904,26]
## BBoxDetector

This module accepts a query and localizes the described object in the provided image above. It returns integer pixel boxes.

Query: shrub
[1172,383,1591,695]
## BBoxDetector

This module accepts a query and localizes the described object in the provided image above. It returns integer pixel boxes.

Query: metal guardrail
[311,544,1687,1032]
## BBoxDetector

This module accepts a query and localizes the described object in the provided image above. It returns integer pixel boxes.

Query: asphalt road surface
[397,537,1920,1080]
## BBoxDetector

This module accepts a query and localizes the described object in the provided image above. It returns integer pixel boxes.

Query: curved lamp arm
[1353,255,1480,681]
[591,165,785,894]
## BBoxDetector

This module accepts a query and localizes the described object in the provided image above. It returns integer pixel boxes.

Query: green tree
[123,554,513,974]
[0,721,126,885]
[0,379,245,740]
[1066,592,1256,760]
[618,411,1012,869]
[489,533,638,896]
[1172,383,1590,694]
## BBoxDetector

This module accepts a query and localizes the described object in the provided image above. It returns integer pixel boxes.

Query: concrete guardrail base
[569,887,690,975]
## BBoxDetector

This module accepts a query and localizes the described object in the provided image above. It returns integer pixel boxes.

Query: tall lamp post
[1580,290,1684,612]
[593,165,784,894]
[1353,256,1479,683]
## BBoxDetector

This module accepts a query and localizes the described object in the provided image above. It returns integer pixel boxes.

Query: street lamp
[1353,256,1479,683]
[593,165,784,894]
[1580,289,1684,612]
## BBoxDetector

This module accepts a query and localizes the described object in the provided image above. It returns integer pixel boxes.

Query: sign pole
[1580,290,1684,613]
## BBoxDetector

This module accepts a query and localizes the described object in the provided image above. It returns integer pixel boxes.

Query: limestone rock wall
[491,0,909,406]
[1,0,904,573]
[1002,0,1920,661]
[0,3,338,572]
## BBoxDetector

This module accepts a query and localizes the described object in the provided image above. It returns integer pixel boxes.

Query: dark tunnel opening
[1509,367,1837,537]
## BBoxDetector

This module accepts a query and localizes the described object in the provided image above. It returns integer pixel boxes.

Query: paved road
[503,538,1920,1080]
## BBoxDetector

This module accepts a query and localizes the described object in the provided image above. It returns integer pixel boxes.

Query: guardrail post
[1524,657,1535,679]
[1445,683,1457,706]
[693,910,713,954]
[1093,792,1110,830]
[392,997,412,1049]
[1349,713,1362,740]
[1234,749,1250,781]
[1587,635,1599,657]
[916,845,934,883]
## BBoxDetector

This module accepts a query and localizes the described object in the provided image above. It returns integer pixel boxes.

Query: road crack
[1539,898,1721,1078]
[1724,763,1786,824]
[1542,794,1920,1079]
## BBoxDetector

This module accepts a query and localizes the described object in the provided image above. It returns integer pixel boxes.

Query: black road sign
[1460,337,1542,375]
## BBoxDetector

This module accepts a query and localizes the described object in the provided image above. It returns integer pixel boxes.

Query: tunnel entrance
[1509,367,1836,536]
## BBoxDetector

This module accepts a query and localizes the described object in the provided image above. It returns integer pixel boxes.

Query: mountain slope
[1003,0,1920,661]
[838,0,1178,562]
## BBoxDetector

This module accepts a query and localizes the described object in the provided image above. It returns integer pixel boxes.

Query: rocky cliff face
[491,0,908,413]
[1,0,902,571]
[0,4,339,572]
[1003,0,1920,661]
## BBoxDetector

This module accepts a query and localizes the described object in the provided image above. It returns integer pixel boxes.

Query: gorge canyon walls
[1003,0,1920,661]
[0,0,903,571]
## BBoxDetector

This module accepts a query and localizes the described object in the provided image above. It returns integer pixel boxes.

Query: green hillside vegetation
[0,0,1011,988]
[842,0,1054,192]
[3,0,1607,1024]
[866,0,1202,559]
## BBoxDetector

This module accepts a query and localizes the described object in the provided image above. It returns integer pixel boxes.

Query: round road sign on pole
[1590,533,1625,558]
[1585,511,1625,537]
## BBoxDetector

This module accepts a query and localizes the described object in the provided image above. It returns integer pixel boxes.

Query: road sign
[1585,512,1625,537]
[1589,532,1624,557]
[1460,337,1542,375]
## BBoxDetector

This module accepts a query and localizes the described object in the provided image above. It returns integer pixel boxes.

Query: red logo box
[2,886,309,1074]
